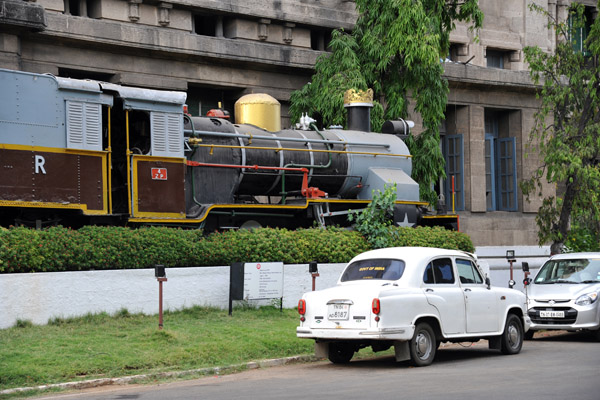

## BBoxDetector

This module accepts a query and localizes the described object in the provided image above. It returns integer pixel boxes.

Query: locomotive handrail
[186,161,327,199]
[281,123,333,204]
[183,129,392,149]
[187,143,411,158]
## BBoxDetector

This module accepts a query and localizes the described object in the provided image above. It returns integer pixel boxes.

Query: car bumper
[296,325,415,341]
[528,303,600,331]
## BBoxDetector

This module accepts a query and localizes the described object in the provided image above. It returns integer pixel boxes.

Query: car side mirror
[485,276,491,289]
[522,262,529,272]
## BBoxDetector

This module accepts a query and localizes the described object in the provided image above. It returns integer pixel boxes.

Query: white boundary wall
[0,246,550,329]
[0,264,347,329]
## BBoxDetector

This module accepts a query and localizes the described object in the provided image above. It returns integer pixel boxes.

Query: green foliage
[348,184,397,248]
[13,319,33,329]
[389,226,475,253]
[289,0,483,205]
[565,208,600,252]
[522,3,600,253]
[0,224,473,273]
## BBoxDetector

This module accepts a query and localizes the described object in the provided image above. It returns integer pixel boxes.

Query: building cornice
[37,13,321,71]
[167,0,357,29]
[443,62,540,92]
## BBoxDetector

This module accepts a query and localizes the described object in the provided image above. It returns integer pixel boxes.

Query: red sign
[151,168,167,180]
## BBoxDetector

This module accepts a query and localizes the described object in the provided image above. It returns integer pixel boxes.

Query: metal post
[157,277,167,329]
[311,273,319,291]
[509,260,514,289]
[506,250,516,289]
[309,261,319,291]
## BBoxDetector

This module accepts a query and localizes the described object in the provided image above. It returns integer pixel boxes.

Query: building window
[186,86,240,119]
[63,0,100,18]
[194,14,226,37]
[443,134,464,211]
[486,49,505,69]
[58,68,113,81]
[445,43,469,62]
[569,6,594,55]
[310,29,332,51]
[485,111,517,211]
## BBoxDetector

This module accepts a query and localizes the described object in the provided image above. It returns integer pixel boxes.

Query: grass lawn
[0,306,315,394]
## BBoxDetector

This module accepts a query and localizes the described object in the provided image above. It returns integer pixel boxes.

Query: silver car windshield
[341,258,405,282]
[534,258,600,284]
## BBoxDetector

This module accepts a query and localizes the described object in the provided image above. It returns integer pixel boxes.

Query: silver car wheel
[507,323,519,347]
[415,330,432,359]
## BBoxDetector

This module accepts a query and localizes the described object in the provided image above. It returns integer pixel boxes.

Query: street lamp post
[155,265,167,330]
[506,250,516,289]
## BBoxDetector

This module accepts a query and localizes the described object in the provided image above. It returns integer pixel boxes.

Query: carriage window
[66,100,102,151]
[150,111,183,158]
[423,258,455,284]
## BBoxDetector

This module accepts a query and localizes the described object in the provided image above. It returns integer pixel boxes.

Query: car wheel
[328,342,355,364]
[500,314,524,354]
[409,322,436,367]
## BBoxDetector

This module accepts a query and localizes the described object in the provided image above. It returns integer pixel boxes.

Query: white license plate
[328,304,350,320]
[540,310,564,318]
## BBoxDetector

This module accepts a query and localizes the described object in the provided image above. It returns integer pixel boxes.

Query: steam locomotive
[0,68,457,230]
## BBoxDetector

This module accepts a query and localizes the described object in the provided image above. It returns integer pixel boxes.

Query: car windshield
[340,258,405,282]
[534,258,600,284]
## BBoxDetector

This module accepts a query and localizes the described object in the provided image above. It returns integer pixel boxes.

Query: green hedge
[0,225,474,273]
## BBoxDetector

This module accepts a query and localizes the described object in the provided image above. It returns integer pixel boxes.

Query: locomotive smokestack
[344,89,374,132]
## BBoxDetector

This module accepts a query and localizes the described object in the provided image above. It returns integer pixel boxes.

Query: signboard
[151,168,167,180]
[243,262,284,300]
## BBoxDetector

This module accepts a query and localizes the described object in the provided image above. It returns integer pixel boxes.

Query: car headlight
[575,292,599,306]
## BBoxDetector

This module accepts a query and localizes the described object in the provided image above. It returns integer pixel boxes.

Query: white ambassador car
[526,252,600,340]
[297,247,531,366]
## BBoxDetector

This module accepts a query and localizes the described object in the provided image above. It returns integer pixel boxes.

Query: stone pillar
[557,0,570,24]
[258,18,270,41]
[283,22,295,45]
[79,0,87,17]
[546,0,558,51]
[128,0,142,23]
[468,105,486,213]
[317,31,325,50]
[215,15,223,37]
[158,2,172,27]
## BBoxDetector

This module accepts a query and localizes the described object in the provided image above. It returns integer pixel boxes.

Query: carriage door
[130,110,186,219]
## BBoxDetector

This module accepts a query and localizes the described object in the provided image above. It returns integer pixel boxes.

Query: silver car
[526,252,600,340]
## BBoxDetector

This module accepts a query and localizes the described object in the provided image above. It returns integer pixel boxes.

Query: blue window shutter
[497,137,517,211]
[444,134,464,211]
[485,135,496,211]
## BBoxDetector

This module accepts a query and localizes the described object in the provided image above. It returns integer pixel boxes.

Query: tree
[348,184,397,249]
[522,2,600,254]
[289,0,483,206]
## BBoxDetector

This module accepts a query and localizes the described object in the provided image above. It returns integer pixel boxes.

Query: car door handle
[464,288,472,292]
[426,288,434,292]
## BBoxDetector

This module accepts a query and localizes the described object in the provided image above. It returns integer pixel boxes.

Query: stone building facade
[0,0,595,250]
